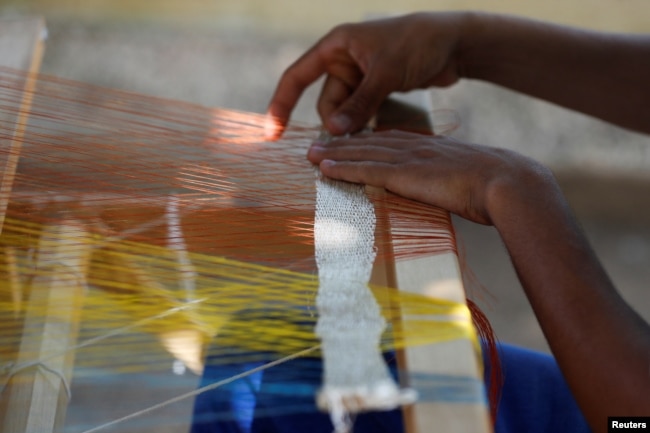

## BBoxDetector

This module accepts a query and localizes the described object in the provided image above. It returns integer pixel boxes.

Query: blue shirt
[191,343,591,433]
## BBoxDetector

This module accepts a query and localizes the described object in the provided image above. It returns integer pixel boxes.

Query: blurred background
[0,0,648,428]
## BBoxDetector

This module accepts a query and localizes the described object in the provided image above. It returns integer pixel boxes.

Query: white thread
[81,345,320,433]
[314,167,417,433]
[166,195,198,300]
[0,299,206,396]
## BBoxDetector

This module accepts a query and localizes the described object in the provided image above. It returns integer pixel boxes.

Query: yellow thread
[0,216,478,376]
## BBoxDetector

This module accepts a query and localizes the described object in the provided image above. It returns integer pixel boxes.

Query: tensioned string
[0,65,457,263]
[0,216,474,367]
[0,65,493,431]
[80,345,322,433]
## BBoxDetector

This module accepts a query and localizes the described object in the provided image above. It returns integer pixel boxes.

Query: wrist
[454,11,493,80]
[485,156,565,229]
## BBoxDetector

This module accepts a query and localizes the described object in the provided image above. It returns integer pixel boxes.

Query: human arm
[307,131,650,433]
[266,12,650,137]
[459,12,650,135]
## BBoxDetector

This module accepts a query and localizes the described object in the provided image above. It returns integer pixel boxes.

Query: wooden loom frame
[0,17,492,433]
[0,16,77,433]
[372,94,492,433]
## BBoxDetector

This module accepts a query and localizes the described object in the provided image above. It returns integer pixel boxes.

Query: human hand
[266,12,468,139]
[307,130,551,226]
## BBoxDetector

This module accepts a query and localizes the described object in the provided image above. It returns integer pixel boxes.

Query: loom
[0,17,493,433]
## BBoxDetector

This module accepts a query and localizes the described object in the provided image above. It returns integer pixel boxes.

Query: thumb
[326,74,388,134]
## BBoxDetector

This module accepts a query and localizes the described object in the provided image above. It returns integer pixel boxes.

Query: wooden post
[0,17,47,233]
[0,222,92,433]
[373,91,492,433]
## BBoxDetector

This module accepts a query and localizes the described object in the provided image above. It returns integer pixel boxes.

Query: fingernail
[321,159,336,169]
[308,142,324,155]
[329,114,351,133]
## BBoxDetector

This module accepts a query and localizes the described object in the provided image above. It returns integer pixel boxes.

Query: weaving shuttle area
[0,66,481,432]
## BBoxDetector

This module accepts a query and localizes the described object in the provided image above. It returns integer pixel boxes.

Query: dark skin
[266,12,650,137]
[266,11,650,433]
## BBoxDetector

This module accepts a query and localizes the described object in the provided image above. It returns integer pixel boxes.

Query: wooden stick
[373,91,492,433]
[0,17,47,234]
[0,222,92,433]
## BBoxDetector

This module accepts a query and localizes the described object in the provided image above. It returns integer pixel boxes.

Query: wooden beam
[0,222,92,433]
[0,16,47,233]
[0,17,94,433]
[373,91,492,433]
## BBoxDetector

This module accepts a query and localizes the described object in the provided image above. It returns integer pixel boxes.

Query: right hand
[306,129,554,226]
[266,12,469,138]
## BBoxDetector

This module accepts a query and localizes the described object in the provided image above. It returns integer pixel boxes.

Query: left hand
[307,130,547,226]
[266,13,466,139]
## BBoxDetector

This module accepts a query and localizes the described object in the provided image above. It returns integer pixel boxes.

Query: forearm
[487,166,650,431]
[454,12,650,134]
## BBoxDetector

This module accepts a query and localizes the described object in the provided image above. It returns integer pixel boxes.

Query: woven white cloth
[314,170,417,433]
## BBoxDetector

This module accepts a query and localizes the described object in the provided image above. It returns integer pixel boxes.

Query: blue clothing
[493,343,591,433]
[191,354,404,433]
[191,343,591,433]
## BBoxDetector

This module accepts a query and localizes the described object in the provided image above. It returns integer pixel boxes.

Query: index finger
[266,45,329,140]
